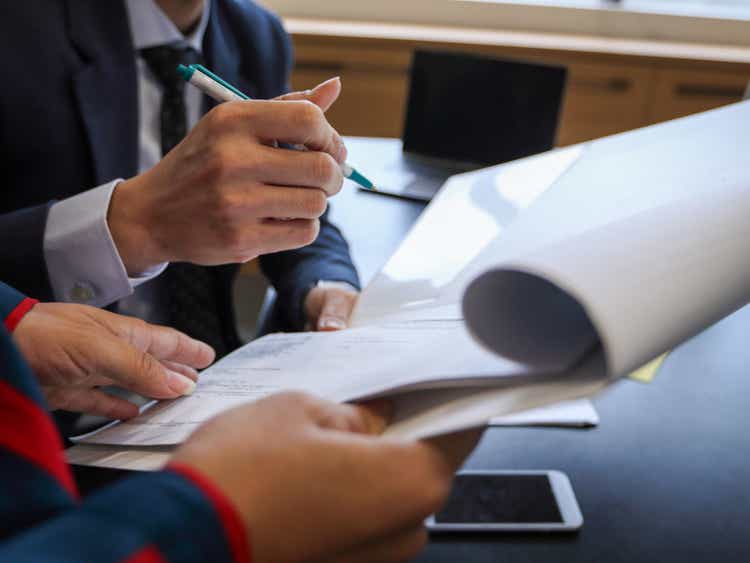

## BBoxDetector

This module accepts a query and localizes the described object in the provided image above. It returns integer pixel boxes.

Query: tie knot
[140,45,202,93]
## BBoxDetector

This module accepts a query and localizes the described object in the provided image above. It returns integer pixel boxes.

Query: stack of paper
[70,101,750,467]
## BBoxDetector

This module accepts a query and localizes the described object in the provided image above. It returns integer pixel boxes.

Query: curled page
[464,185,750,377]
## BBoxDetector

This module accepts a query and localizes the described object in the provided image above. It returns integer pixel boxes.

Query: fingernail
[335,137,348,164]
[318,76,341,89]
[320,317,346,331]
[167,371,197,396]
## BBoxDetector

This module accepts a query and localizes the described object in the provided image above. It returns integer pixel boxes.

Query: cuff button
[70,283,95,303]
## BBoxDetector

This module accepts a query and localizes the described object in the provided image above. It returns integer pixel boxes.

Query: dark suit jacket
[0,0,359,346]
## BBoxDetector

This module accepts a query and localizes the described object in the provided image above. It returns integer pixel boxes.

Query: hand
[172,392,480,563]
[304,281,359,331]
[12,303,215,419]
[108,78,348,275]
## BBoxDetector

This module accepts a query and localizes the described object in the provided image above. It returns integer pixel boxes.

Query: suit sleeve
[0,204,55,300]
[259,208,360,331]
[0,466,250,563]
[0,325,250,563]
[0,281,38,332]
[257,12,361,331]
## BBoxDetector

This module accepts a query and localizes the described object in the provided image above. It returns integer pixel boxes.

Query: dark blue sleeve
[0,204,55,301]
[0,281,26,320]
[0,325,248,563]
[259,208,361,331]
[0,470,245,563]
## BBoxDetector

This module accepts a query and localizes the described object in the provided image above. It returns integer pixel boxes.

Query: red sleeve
[4,297,38,332]
[167,463,252,563]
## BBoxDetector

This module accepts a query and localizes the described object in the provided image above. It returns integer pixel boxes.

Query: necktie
[140,45,229,358]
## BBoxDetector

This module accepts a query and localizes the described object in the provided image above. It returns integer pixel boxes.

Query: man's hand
[304,281,359,331]
[12,303,215,419]
[172,392,482,563]
[108,78,348,275]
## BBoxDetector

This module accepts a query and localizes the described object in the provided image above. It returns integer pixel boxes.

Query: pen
[177,63,377,191]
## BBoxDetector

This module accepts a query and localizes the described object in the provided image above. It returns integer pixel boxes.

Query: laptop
[369,49,567,201]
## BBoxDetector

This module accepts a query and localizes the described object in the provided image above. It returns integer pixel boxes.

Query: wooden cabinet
[648,68,749,124]
[294,66,408,137]
[292,41,410,137]
[557,63,653,145]
[289,28,750,146]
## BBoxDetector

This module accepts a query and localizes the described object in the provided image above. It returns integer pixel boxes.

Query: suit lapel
[67,0,139,184]
[203,0,260,112]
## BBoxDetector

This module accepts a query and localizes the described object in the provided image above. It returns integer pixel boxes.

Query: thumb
[94,336,198,400]
[276,76,342,112]
[110,315,216,370]
[317,287,358,331]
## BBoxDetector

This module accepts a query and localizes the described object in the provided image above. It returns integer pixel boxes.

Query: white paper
[489,399,598,427]
[65,393,599,472]
[385,352,608,440]
[75,319,536,446]
[464,184,750,377]
[66,444,172,471]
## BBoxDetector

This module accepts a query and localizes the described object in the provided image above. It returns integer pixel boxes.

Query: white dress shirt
[42,0,210,308]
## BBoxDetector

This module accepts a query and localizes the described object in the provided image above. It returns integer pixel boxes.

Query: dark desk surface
[337,137,750,563]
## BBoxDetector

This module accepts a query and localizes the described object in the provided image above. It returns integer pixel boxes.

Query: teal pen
[177,63,376,191]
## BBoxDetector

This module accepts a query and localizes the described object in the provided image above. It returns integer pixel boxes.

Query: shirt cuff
[167,463,251,563]
[4,297,38,333]
[43,181,168,307]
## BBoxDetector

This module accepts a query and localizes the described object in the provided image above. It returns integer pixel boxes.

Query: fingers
[247,145,344,196]
[255,218,321,254]
[316,286,358,331]
[89,336,198,400]
[297,393,389,435]
[44,387,140,420]
[313,438,453,538]
[355,399,393,435]
[276,76,342,113]
[160,360,199,382]
[116,318,215,369]
[424,427,486,473]
[214,99,347,164]
[229,181,331,218]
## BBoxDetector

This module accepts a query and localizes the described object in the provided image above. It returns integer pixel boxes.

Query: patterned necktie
[140,45,229,358]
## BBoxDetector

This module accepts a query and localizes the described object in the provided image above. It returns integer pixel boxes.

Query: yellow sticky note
[628,353,668,384]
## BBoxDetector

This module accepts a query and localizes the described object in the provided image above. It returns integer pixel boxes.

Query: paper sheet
[464,184,750,378]
[490,399,599,427]
[75,320,537,446]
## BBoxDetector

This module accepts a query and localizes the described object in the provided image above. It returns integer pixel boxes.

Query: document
[490,399,599,427]
[76,320,538,446]
[74,100,750,454]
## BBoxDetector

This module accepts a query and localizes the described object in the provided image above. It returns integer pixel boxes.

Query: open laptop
[369,50,567,201]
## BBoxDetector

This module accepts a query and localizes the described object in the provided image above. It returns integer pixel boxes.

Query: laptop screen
[402,50,567,169]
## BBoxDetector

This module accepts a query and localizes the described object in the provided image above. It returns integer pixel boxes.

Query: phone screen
[434,474,563,524]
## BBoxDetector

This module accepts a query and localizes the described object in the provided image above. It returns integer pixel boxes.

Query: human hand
[275,76,342,112]
[172,392,479,563]
[12,303,215,419]
[108,78,348,275]
[304,281,359,331]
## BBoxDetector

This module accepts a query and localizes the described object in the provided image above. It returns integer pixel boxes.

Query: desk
[337,137,750,563]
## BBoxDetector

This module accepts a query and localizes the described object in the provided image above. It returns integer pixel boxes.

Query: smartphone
[426,470,583,532]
